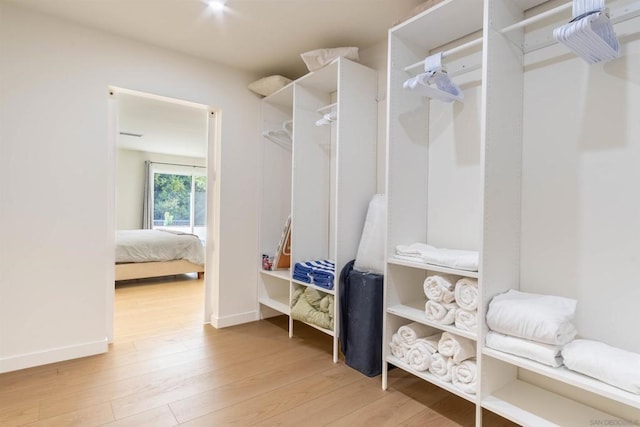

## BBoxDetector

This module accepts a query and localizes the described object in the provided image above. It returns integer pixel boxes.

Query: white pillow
[354,194,386,275]
[247,75,292,97]
[300,47,359,72]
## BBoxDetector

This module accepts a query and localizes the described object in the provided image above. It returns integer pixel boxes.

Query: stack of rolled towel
[423,274,478,332]
[485,289,577,368]
[388,323,477,395]
[292,260,335,290]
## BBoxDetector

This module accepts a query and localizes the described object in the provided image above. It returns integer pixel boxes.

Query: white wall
[116,149,206,230]
[0,3,262,372]
[520,21,640,353]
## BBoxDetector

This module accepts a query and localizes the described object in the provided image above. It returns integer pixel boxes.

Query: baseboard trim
[210,310,259,328]
[0,338,108,374]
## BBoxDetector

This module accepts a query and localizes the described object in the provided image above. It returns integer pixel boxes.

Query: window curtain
[142,160,153,229]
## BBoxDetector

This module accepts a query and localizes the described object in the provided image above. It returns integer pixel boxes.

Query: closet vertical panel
[291,85,332,264]
[258,89,293,319]
[383,33,431,389]
[479,0,525,401]
[260,101,293,258]
[334,59,378,274]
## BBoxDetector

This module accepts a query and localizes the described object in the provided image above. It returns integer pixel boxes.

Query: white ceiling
[117,93,209,158]
[9,0,425,159]
[8,0,425,79]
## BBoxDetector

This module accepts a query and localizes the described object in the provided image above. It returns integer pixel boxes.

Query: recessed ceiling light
[207,0,227,12]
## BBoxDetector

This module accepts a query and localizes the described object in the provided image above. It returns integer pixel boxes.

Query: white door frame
[106,86,219,342]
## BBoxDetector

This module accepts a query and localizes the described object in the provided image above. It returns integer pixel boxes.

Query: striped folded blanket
[293,260,335,289]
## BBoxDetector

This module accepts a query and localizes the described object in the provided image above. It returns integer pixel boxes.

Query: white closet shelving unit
[258,57,378,362]
[383,0,640,425]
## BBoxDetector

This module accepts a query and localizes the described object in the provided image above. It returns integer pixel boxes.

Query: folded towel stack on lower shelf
[389,322,477,395]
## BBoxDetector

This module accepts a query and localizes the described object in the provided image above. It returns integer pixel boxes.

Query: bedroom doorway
[107,87,220,342]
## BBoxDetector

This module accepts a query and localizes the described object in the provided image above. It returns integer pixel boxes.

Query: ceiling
[117,93,209,158]
[7,0,425,79]
[9,0,426,159]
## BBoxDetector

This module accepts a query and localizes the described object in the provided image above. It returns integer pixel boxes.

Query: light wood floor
[0,275,518,426]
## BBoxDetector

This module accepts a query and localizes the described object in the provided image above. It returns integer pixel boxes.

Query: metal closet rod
[151,161,206,169]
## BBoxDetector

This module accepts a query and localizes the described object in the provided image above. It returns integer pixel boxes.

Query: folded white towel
[406,343,433,372]
[486,289,578,345]
[486,331,563,368]
[562,339,640,394]
[452,359,477,394]
[397,322,433,345]
[389,333,410,361]
[429,353,454,382]
[423,274,456,303]
[454,309,477,332]
[425,300,457,325]
[454,278,478,311]
[438,332,476,363]
[395,243,479,272]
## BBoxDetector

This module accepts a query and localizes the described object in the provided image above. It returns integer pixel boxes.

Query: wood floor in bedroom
[0,275,518,426]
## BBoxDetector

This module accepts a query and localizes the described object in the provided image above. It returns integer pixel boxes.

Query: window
[151,164,206,241]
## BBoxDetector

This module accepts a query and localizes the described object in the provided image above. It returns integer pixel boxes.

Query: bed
[115,229,205,281]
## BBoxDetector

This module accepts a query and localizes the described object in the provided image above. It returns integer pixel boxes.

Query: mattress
[115,229,204,265]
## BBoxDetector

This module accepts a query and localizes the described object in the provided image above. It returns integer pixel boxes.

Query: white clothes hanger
[262,128,292,150]
[403,53,464,103]
[553,0,620,64]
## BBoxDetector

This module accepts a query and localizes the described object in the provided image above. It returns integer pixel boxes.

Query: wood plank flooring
[0,275,518,426]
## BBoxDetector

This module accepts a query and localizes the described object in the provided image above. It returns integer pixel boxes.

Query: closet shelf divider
[387,301,477,341]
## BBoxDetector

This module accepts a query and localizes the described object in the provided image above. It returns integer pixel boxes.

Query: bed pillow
[300,47,359,72]
[247,75,292,97]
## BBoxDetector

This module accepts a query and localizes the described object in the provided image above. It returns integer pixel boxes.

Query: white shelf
[390,0,484,52]
[294,318,335,337]
[387,300,477,341]
[260,269,290,281]
[291,279,335,295]
[483,347,640,410]
[482,380,625,427]
[386,355,477,404]
[258,295,290,316]
[388,257,479,278]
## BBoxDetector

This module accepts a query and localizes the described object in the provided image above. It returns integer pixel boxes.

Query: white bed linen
[116,229,204,265]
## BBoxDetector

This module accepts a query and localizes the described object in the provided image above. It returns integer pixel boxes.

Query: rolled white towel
[429,352,454,382]
[397,322,433,345]
[562,339,640,394]
[414,333,442,355]
[486,331,563,368]
[454,278,478,311]
[454,309,477,332]
[406,343,433,371]
[452,359,477,395]
[423,274,456,303]
[486,289,577,345]
[425,300,457,325]
[389,333,410,361]
[438,332,476,363]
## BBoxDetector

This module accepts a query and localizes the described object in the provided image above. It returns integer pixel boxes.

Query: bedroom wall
[116,149,206,230]
[0,3,262,372]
